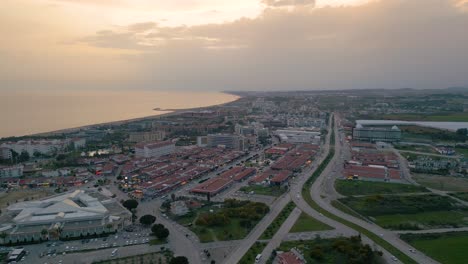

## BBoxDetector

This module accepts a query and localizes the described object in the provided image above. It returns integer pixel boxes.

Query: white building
[0,147,12,160]
[0,165,23,178]
[206,134,245,150]
[1,190,131,244]
[128,131,166,143]
[135,140,175,158]
[276,129,321,144]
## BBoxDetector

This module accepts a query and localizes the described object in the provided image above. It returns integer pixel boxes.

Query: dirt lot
[413,174,468,192]
[0,189,53,209]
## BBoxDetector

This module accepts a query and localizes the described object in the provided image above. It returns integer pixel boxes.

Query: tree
[170,256,188,264]
[18,151,30,162]
[122,199,139,211]
[139,214,156,226]
[151,224,164,234]
[151,223,169,240]
[154,227,169,240]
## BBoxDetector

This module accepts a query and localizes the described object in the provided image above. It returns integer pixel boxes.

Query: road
[257,207,301,264]
[311,114,439,264]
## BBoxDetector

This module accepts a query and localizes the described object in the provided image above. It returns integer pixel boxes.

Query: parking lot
[7,229,158,264]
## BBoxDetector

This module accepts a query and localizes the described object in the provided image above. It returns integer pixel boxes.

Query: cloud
[128,22,157,32]
[2,0,468,91]
[262,0,315,7]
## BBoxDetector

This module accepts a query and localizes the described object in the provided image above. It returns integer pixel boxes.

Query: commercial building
[206,134,245,150]
[135,140,175,158]
[0,190,131,244]
[276,129,321,144]
[352,124,401,142]
[128,131,166,143]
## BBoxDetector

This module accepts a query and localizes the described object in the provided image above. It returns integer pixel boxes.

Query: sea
[0,90,239,138]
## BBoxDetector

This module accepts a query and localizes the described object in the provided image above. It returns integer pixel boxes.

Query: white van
[255,254,262,263]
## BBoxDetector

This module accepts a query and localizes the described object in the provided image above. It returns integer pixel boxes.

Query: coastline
[27,94,242,138]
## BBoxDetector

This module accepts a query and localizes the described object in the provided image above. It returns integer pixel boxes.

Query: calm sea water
[0,90,238,138]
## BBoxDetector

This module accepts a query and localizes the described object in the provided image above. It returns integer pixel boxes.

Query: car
[391,256,398,261]
[409,249,416,253]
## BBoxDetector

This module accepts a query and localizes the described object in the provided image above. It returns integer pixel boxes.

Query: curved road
[311,114,439,264]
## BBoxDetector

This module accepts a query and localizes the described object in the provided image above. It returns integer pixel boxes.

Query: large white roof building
[0,190,131,244]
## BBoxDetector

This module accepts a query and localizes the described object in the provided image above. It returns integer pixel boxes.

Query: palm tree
[41,229,48,239]
[106,223,114,233]
[0,232,7,244]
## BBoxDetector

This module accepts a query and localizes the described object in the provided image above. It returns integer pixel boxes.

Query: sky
[1,0,468,92]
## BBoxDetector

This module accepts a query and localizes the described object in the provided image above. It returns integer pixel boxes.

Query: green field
[394,144,437,154]
[383,113,468,122]
[455,147,468,157]
[289,212,332,233]
[339,194,468,230]
[335,180,428,196]
[172,200,269,242]
[239,242,267,264]
[450,192,468,202]
[260,202,295,239]
[401,232,468,264]
[413,174,468,192]
[239,185,286,197]
[276,236,382,264]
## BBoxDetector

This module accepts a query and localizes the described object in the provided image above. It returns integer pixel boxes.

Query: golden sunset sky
[1,0,467,91]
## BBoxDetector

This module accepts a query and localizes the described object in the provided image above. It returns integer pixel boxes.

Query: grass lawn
[394,144,437,154]
[239,242,267,264]
[149,238,167,245]
[335,180,428,196]
[173,200,269,243]
[92,251,172,264]
[413,174,468,192]
[455,147,468,157]
[450,192,468,202]
[260,202,295,239]
[331,200,367,221]
[401,232,468,264]
[383,113,468,122]
[289,212,332,233]
[339,194,468,230]
[375,210,468,230]
[239,185,286,197]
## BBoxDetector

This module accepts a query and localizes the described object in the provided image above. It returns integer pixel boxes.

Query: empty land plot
[289,212,332,233]
[401,232,468,264]
[335,180,428,196]
[0,189,53,209]
[339,194,468,230]
[413,174,468,192]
